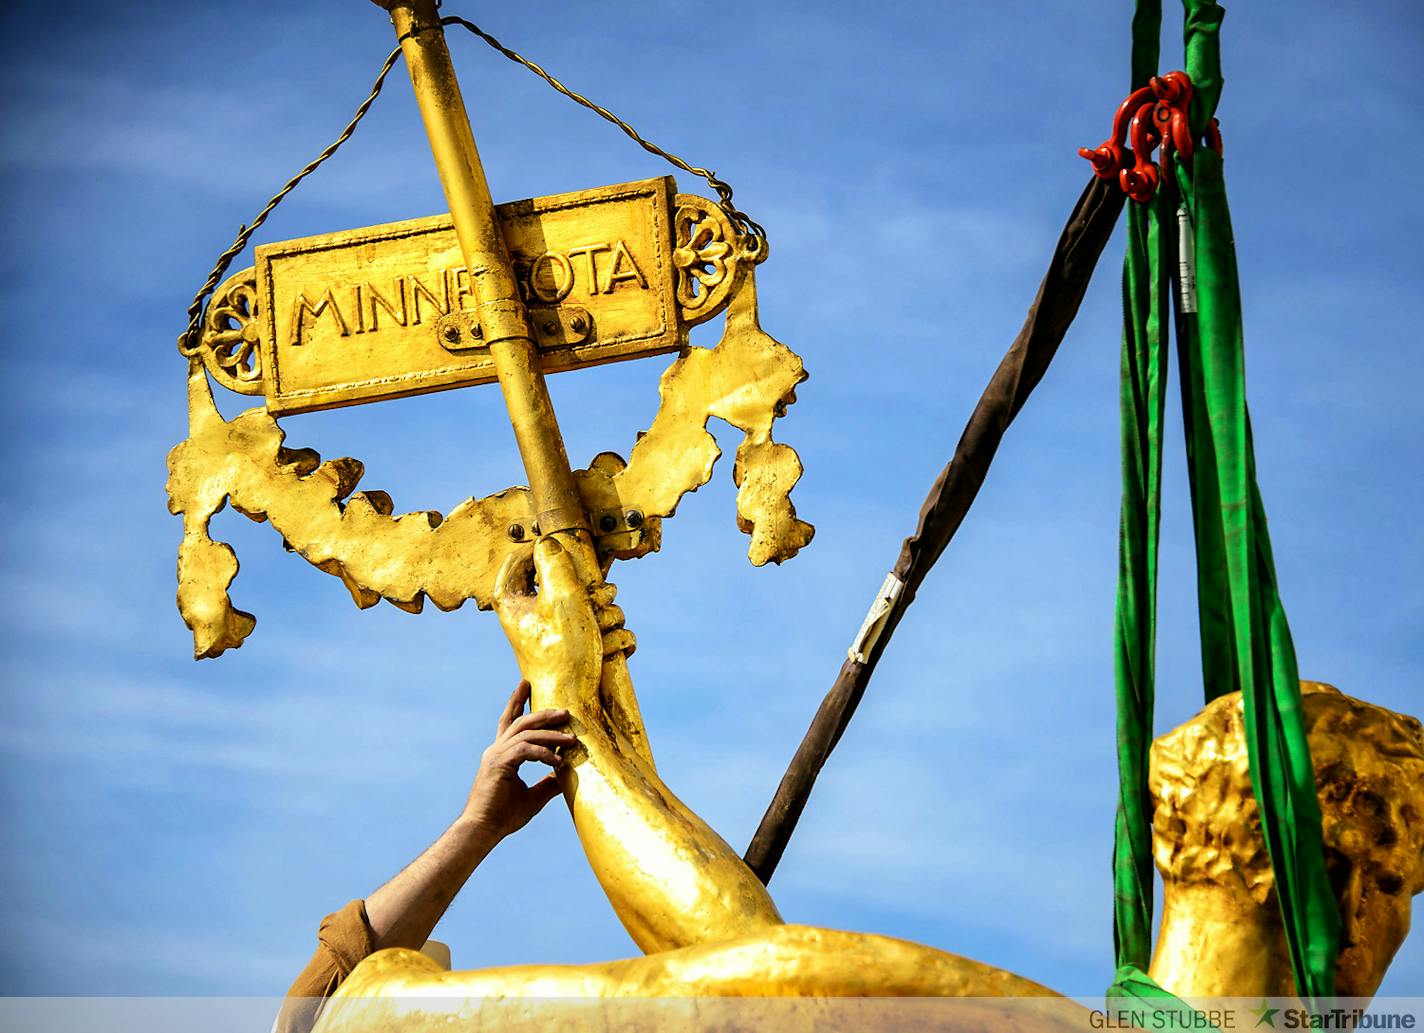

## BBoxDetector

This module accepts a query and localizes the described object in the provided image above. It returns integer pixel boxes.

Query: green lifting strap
[1108,0,1341,1009]
[1109,0,1170,1002]
[1108,165,1169,987]
[1171,47,1342,1005]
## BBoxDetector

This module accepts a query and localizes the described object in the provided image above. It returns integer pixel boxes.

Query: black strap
[744,175,1126,883]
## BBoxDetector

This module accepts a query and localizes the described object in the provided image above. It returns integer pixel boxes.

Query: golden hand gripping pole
[378,0,642,751]
[371,0,782,949]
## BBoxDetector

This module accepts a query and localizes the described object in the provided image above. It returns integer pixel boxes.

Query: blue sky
[1,0,1420,999]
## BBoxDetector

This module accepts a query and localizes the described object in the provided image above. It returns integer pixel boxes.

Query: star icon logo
[1250,1001,1280,1028]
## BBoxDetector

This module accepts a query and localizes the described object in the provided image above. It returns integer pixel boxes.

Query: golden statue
[159,2,1424,1025]
[300,542,1423,1029]
[1148,682,1424,999]
[313,536,1073,1033]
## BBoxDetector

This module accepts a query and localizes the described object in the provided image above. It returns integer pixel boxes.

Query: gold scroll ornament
[168,183,813,659]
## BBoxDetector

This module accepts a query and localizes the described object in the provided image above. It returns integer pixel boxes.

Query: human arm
[363,680,573,950]
[277,683,572,1032]
[492,537,783,952]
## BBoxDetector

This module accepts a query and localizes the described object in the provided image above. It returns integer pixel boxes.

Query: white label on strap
[848,572,907,664]
[1177,203,1198,314]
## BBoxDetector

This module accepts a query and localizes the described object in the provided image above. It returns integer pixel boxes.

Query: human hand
[460,680,575,841]
[493,536,605,709]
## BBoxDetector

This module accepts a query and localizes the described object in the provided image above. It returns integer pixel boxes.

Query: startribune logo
[1252,1001,1281,1027]
[1264,1006,1416,1030]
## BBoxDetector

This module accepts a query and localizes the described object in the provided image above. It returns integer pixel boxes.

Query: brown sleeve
[275,900,377,1033]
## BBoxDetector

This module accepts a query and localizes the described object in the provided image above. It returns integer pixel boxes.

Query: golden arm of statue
[313,574,1424,1027]
[310,536,1076,1028]
[491,537,784,953]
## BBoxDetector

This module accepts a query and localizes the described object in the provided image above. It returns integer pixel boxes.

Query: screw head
[598,514,618,533]
[624,510,644,529]
[542,319,559,335]
[571,315,588,333]
[441,324,461,344]
[507,523,525,542]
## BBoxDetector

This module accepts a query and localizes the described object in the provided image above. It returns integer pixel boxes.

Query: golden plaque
[193,182,750,410]
[254,177,679,414]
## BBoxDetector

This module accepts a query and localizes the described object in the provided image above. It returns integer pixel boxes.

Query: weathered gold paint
[313,536,1073,1030]
[385,0,650,762]
[325,927,1067,1006]
[386,0,586,547]
[1148,682,1424,999]
[323,963,1085,1033]
[254,178,679,415]
[620,270,812,566]
[312,671,1423,1022]
[166,262,809,658]
[495,538,783,951]
[195,190,745,408]
[172,3,800,670]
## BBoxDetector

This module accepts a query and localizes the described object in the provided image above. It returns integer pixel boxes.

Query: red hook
[1077,70,1221,202]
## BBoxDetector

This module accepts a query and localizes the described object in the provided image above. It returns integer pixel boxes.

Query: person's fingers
[503,708,570,738]
[504,742,561,768]
[493,548,537,616]
[496,680,531,736]
[527,773,563,812]
[508,728,577,750]
[531,536,584,609]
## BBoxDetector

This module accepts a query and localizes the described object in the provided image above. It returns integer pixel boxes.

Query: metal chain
[177,43,406,356]
[178,15,765,357]
[439,15,767,255]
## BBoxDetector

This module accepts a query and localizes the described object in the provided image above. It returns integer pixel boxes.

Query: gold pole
[379,0,585,538]
[373,0,652,762]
